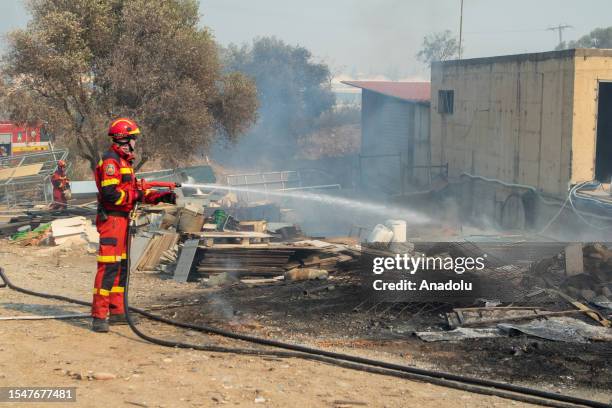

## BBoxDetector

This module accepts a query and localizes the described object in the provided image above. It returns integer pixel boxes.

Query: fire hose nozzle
[138,179,181,190]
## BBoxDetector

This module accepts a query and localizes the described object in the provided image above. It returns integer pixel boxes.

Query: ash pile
[413,242,612,344]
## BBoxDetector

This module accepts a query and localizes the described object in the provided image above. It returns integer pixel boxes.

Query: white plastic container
[385,219,407,243]
[366,224,394,243]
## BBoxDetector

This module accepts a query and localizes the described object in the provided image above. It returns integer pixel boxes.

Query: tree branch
[134,155,149,172]
[75,135,96,169]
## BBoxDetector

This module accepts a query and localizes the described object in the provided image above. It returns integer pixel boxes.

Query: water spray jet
[180,183,430,225]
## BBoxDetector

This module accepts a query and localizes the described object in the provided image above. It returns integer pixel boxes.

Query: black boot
[92,318,109,333]
[109,314,138,325]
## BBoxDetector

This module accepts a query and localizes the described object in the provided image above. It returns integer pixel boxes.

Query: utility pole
[547,24,572,48]
[458,0,464,59]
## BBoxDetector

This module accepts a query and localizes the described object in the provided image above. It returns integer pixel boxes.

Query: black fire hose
[1,265,610,407]
[2,271,610,407]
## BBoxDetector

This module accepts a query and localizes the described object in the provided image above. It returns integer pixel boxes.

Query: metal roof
[341,81,431,103]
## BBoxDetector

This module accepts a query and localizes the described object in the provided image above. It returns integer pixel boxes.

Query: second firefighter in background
[92,118,176,333]
[50,160,70,209]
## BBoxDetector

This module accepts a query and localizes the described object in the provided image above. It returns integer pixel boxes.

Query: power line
[464,28,548,34]
[547,24,573,47]
[458,0,464,59]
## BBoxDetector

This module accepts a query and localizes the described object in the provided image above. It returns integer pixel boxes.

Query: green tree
[556,27,612,50]
[221,36,335,162]
[416,30,461,66]
[1,0,258,170]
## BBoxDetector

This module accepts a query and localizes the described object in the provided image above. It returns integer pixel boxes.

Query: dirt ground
[173,272,612,392]
[0,242,605,408]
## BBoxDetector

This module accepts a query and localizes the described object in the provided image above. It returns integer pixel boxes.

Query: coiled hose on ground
[1,266,610,408]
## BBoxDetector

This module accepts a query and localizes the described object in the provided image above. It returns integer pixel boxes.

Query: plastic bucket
[366,224,394,243]
[385,219,406,242]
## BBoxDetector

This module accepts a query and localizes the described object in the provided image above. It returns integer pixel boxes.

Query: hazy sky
[2,0,611,79]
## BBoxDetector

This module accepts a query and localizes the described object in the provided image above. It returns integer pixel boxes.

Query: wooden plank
[196,267,285,273]
[146,233,178,270]
[51,216,87,228]
[196,231,272,238]
[547,289,611,327]
[173,239,200,282]
[200,252,293,257]
[136,235,161,270]
[51,225,85,238]
[135,232,178,271]
[12,163,44,178]
[197,244,314,251]
[130,233,153,272]
[0,163,44,181]
[198,243,271,249]
[240,276,285,284]
[196,270,282,278]
[51,216,87,239]
[564,243,584,277]
[290,239,348,253]
[239,220,267,233]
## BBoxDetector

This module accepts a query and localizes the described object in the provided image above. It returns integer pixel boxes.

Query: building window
[438,90,454,114]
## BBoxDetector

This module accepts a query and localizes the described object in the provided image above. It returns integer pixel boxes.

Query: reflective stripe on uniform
[119,168,133,174]
[97,255,122,263]
[93,288,110,296]
[114,189,126,205]
[121,253,127,259]
[111,286,124,293]
[101,178,120,187]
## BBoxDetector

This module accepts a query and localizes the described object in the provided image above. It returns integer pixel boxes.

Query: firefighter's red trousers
[51,188,67,209]
[92,214,129,319]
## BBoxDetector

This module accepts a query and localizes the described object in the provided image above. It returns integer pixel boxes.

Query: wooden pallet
[195,246,294,277]
[196,231,272,247]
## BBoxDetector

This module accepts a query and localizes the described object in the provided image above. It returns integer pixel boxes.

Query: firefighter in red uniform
[92,118,176,333]
[50,160,70,209]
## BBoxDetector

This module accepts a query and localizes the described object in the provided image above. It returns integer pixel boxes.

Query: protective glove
[153,191,177,204]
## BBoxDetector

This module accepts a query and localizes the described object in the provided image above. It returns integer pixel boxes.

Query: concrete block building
[430,48,612,198]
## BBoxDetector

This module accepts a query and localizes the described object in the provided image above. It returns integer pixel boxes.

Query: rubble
[123,199,357,282]
[4,215,99,248]
[419,317,612,344]
[284,268,328,281]
[416,327,502,342]
[446,307,550,329]
[205,272,241,287]
[51,216,98,247]
[498,317,612,343]
[527,243,612,303]
[9,223,51,246]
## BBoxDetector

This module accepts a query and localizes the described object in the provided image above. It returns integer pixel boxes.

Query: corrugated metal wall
[360,90,429,194]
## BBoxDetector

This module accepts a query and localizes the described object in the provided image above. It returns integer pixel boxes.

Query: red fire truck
[0,121,51,157]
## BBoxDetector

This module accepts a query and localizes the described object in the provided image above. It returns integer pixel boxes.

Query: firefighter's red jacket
[95,144,157,212]
[51,169,69,191]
